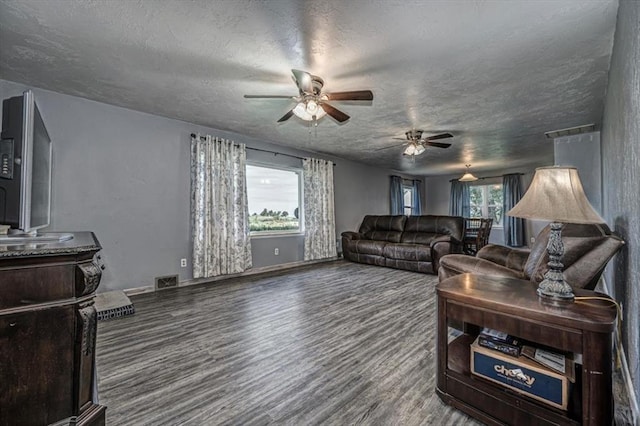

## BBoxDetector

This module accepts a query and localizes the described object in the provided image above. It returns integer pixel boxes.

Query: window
[403,185,415,215]
[246,164,301,234]
[469,184,503,226]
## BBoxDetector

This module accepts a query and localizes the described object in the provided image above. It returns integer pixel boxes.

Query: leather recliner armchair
[438,223,624,291]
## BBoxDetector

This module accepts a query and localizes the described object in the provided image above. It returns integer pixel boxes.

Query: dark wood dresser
[0,232,106,426]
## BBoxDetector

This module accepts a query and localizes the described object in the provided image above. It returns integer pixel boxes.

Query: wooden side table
[436,273,617,426]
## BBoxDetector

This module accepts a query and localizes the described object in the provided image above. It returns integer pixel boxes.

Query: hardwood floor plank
[96,261,480,425]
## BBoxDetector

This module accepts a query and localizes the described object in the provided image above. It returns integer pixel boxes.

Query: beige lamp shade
[508,166,604,223]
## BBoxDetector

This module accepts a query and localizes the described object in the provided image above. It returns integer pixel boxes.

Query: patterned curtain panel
[303,158,337,261]
[390,175,404,215]
[503,173,525,247]
[449,180,470,217]
[190,134,252,278]
[412,180,423,215]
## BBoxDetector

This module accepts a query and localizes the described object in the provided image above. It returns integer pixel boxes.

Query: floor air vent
[155,274,179,290]
[95,291,135,321]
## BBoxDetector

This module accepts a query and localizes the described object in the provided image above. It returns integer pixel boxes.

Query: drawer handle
[9,322,16,327]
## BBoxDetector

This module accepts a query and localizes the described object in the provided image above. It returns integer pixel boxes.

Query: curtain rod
[391,175,423,182]
[190,133,306,162]
[448,172,524,182]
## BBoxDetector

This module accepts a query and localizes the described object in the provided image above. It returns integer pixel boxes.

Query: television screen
[28,100,52,230]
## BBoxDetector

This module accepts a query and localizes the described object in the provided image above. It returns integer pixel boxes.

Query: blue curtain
[449,180,470,217]
[390,175,404,215]
[412,180,423,215]
[503,174,525,246]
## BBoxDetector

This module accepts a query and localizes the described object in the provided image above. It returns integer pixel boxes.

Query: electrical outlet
[274,248,279,255]
[180,258,187,268]
[530,237,536,244]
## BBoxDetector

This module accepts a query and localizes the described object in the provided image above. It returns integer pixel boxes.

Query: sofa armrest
[438,254,528,283]
[429,235,463,273]
[341,231,363,241]
[476,244,530,272]
[430,235,463,253]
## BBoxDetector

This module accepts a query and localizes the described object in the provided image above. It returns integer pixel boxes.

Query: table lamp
[507,166,604,302]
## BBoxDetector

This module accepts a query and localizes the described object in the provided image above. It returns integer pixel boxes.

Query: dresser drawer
[0,264,75,310]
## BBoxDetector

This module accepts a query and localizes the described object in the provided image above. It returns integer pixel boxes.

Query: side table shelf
[436,274,616,426]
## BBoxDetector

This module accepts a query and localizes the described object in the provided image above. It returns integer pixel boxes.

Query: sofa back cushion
[524,223,624,289]
[358,215,406,243]
[400,215,465,244]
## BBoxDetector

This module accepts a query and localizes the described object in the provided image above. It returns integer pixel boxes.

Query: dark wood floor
[96,261,480,425]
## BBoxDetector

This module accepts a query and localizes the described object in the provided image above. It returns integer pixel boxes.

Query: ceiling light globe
[306,100,318,113]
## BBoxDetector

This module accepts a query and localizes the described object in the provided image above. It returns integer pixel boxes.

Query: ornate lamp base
[537,222,575,302]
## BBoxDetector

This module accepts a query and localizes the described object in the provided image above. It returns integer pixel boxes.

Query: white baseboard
[123,257,341,297]
[123,285,155,296]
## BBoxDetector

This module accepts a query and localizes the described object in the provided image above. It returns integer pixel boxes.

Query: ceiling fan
[244,69,373,124]
[378,130,453,156]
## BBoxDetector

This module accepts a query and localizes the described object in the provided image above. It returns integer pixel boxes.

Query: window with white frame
[469,184,503,226]
[403,185,415,216]
[246,164,301,234]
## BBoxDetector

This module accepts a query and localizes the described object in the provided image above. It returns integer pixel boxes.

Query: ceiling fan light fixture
[292,101,326,121]
[459,164,479,182]
[403,142,426,156]
[403,143,417,156]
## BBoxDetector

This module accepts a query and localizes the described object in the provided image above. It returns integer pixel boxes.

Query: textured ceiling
[0,0,619,176]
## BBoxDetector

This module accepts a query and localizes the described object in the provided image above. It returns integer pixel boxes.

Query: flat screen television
[0,90,53,236]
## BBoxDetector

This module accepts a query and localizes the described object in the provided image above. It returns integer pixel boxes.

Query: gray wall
[0,79,401,291]
[554,131,602,214]
[601,0,640,407]
[423,165,547,247]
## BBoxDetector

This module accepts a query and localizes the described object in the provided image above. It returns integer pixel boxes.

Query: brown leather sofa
[341,215,464,274]
[438,222,624,290]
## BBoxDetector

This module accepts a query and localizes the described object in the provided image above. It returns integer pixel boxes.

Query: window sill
[250,232,304,239]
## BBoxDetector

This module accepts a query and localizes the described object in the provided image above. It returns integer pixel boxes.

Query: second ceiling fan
[382,130,453,156]
[244,69,373,124]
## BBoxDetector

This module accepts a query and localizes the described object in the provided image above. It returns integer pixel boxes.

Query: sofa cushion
[385,258,434,274]
[400,231,439,245]
[383,243,432,262]
[401,215,464,243]
[523,223,620,282]
[344,239,387,256]
[358,215,406,243]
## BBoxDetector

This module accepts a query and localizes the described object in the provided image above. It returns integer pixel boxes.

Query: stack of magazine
[477,327,575,381]
[477,328,522,357]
